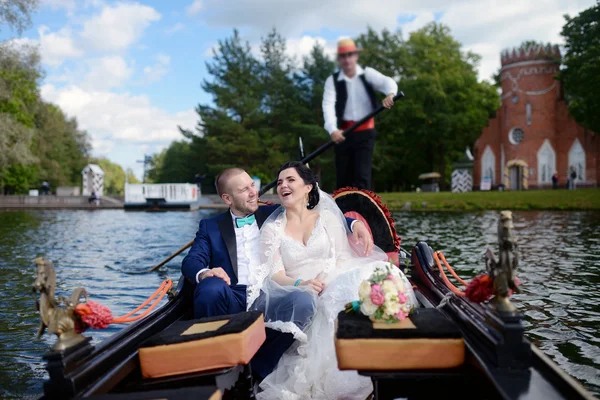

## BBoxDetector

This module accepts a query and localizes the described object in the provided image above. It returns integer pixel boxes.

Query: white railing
[124,183,199,204]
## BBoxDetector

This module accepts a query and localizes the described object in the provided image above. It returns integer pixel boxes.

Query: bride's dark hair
[278,161,320,210]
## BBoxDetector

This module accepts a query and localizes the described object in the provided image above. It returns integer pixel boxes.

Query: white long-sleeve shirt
[322,65,398,135]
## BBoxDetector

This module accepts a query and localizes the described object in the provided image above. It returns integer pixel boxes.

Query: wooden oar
[258,91,404,196]
[149,239,195,272]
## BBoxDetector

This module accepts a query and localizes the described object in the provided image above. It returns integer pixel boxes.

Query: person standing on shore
[552,171,559,189]
[569,166,577,190]
[322,38,398,190]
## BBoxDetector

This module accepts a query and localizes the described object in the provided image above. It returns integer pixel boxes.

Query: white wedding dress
[247,190,417,400]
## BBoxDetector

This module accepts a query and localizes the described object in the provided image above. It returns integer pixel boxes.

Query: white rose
[402,304,411,313]
[394,276,405,293]
[382,280,397,296]
[358,281,371,301]
[360,297,379,316]
[384,299,401,316]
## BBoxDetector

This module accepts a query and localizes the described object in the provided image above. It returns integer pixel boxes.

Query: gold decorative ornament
[32,257,88,351]
[485,211,521,313]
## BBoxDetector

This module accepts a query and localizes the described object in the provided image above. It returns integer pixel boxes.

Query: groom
[181,167,373,379]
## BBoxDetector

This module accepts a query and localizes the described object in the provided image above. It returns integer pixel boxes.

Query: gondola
[31,94,596,400]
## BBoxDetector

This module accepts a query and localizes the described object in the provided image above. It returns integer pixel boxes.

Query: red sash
[340,118,375,132]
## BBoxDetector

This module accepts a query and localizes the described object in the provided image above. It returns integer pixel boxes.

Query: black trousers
[334,128,376,190]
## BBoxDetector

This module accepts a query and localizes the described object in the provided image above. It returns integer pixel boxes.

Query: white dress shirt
[322,65,398,135]
[196,211,261,284]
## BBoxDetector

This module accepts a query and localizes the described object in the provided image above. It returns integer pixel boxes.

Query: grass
[379,188,600,211]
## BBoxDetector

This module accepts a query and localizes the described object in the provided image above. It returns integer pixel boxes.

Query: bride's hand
[300,279,325,294]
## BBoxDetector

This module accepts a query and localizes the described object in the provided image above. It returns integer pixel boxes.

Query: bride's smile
[276,168,311,209]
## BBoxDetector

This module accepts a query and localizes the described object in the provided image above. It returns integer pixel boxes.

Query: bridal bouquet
[346,264,413,323]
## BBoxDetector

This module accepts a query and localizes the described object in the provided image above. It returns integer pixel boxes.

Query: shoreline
[1,189,598,212]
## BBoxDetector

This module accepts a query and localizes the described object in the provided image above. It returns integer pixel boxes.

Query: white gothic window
[481,146,495,185]
[537,140,556,185]
[568,139,586,182]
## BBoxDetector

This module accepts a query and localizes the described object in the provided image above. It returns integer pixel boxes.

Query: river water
[0,209,598,398]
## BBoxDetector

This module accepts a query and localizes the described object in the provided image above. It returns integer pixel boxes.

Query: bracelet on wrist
[294,279,302,287]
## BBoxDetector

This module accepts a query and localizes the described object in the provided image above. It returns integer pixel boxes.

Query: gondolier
[323,38,398,190]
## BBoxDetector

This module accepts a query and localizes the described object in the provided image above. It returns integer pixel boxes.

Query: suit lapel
[217,212,238,279]
[255,206,274,229]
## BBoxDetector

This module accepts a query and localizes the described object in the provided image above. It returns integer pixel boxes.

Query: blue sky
[1,0,595,179]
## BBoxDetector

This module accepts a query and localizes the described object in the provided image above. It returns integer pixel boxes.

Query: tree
[33,102,91,187]
[0,0,39,34]
[560,2,600,133]
[0,41,41,127]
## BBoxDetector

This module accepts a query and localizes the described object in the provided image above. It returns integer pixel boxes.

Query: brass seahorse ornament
[32,257,88,351]
[484,211,521,313]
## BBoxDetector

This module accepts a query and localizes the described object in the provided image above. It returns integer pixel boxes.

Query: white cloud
[140,54,171,84]
[41,84,197,146]
[38,25,82,67]
[41,0,77,13]
[83,56,133,90]
[81,2,161,52]
[165,22,185,34]
[286,36,335,62]
[187,0,204,16]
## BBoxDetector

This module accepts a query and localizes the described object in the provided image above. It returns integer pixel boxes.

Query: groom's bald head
[215,168,246,196]
[215,168,258,216]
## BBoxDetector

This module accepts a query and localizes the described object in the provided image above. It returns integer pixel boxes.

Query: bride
[247,161,417,400]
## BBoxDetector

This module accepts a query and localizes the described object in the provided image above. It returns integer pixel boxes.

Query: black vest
[333,67,378,125]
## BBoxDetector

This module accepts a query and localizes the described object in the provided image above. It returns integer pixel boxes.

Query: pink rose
[398,293,407,304]
[370,285,385,306]
[396,310,406,320]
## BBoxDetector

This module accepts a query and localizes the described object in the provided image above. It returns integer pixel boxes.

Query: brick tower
[474,45,598,189]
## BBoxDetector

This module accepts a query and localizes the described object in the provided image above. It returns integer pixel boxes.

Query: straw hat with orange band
[337,38,362,56]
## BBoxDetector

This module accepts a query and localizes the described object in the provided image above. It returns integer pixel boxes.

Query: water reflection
[0,210,598,398]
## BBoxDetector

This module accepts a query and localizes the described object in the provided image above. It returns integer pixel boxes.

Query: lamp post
[136,155,152,183]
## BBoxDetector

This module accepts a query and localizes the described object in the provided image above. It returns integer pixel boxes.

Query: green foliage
[560,2,600,133]
[93,158,132,195]
[33,102,91,186]
[146,140,203,183]
[0,41,94,194]
[0,0,39,34]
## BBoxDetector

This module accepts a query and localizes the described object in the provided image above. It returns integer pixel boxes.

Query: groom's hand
[352,221,374,255]
[199,267,231,285]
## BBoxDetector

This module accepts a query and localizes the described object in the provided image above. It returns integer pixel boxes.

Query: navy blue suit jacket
[182,204,355,286]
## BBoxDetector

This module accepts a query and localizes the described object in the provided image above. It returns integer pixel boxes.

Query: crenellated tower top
[501,44,561,67]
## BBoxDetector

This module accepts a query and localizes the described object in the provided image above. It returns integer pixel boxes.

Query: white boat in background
[124,183,203,210]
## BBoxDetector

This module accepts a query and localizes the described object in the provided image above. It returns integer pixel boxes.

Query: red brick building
[474,45,598,190]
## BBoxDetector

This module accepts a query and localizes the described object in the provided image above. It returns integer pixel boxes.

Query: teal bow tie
[235,214,256,228]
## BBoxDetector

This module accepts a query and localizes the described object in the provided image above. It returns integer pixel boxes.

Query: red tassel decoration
[75,301,114,331]
[464,274,494,303]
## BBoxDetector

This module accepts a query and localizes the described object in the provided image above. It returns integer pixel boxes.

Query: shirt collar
[337,65,365,82]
